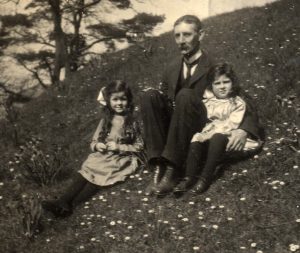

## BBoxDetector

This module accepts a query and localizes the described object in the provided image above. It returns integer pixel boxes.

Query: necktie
[184,58,199,85]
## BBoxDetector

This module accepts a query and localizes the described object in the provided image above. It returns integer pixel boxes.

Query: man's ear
[198,29,205,41]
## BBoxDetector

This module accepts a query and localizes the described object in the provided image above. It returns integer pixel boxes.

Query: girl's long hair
[206,63,240,97]
[98,80,135,143]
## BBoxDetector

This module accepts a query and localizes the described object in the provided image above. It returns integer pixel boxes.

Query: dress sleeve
[239,91,263,139]
[197,97,246,141]
[118,121,144,153]
[90,119,105,152]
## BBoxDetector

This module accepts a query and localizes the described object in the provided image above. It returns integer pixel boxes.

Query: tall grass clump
[17,195,43,240]
[16,137,69,187]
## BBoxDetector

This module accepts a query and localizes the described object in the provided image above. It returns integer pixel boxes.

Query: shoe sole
[173,191,185,198]
[190,188,208,195]
[154,190,172,198]
[42,202,72,218]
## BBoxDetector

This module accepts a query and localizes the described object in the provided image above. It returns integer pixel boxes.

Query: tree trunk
[69,0,84,72]
[49,0,70,86]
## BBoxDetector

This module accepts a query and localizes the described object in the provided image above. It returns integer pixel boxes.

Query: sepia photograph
[0,0,299,252]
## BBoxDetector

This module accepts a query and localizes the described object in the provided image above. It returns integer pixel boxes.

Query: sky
[101,0,277,35]
[0,0,277,87]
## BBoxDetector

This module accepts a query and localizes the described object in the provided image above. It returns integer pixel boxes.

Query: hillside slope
[2,0,299,152]
[0,0,299,252]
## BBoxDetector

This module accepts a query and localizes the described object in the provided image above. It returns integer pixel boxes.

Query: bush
[16,195,42,240]
[16,137,70,186]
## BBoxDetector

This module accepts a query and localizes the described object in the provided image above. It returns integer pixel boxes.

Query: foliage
[16,137,69,187]
[0,13,33,51]
[16,195,43,240]
[1,0,164,88]
[0,13,33,28]
[86,22,127,38]
[122,13,165,34]
[109,0,131,9]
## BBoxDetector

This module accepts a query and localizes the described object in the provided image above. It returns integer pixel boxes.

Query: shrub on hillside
[16,137,70,186]
[16,195,42,240]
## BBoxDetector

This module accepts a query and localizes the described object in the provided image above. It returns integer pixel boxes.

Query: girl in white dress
[174,63,261,195]
[43,80,144,217]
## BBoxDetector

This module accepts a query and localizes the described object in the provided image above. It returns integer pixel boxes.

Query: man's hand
[106,141,119,151]
[191,133,205,143]
[95,142,107,152]
[226,129,247,152]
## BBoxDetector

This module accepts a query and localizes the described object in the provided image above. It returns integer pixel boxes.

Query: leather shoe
[145,164,165,196]
[42,200,72,218]
[153,164,165,185]
[155,165,177,196]
[191,178,210,194]
[173,176,196,194]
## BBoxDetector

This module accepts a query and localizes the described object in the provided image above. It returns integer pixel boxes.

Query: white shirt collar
[183,49,203,78]
[184,48,203,64]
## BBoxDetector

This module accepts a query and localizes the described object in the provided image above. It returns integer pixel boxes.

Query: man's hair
[174,15,202,31]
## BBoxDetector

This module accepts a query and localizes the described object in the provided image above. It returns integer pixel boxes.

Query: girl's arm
[90,119,105,152]
[192,98,246,142]
[238,91,262,139]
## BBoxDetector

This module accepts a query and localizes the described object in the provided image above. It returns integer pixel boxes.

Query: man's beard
[183,42,200,59]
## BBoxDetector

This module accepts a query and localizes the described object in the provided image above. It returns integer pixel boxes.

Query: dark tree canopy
[0,14,33,28]
[87,13,164,36]
[122,13,165,33]
[109,0,131,9]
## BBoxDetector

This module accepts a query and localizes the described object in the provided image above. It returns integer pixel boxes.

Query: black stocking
[71,181,100,207]
[185,133,228,181]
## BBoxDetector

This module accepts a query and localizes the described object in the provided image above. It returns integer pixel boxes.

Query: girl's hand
[95,142,107,152]
[106,141,119,151]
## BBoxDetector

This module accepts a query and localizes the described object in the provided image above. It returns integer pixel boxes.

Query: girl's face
[212,74,233,99]
[109,91,128,114]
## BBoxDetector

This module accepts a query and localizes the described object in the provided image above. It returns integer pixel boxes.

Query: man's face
[174,22,201,57]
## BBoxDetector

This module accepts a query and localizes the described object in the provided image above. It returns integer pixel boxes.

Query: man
[140,15,261,196]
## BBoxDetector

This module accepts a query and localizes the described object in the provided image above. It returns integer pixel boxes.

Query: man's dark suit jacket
[160,51,262,140]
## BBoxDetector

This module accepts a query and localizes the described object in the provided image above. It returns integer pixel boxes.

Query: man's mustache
[179,45,189,50]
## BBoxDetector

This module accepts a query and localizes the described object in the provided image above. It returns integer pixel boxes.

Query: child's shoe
[42,200,72,218]
[173,176,197,196]
[191,178,210,194]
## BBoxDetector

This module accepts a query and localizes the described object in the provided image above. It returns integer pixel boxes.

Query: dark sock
[71,181,100,207]
[200,134,228,181]
[185,142,206,178]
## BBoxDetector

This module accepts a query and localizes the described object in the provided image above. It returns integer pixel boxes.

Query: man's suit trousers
[140,88,207,170]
